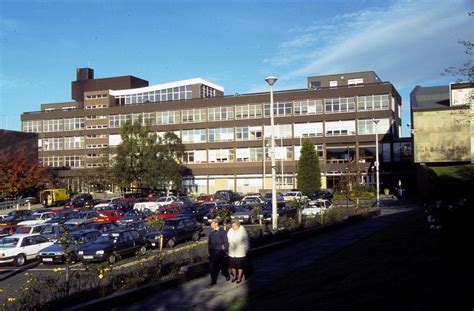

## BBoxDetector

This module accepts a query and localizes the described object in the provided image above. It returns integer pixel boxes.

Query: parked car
[307,189,334,201]
[93,197,122,210]
[302,199,333,217]
[0,225,18,238]
[94,210,124,223]
[178,204,212,222]
[156,206,180,220]
[45,210,79,225]
[0,234,54,266]
[116,209,154,225]
[84,221,120,233]
[155,196,180,208]
[231,204,259,224]
[14,224,47,235]
[283,191,307,202]
[213,190,243,203]
[40,224,67,241]
[0,210,34,225]
[133,201,161,213]
[63,193,94,209]
[263,192,285,202]
[38,229,102,264]
[145,216,202,248]
[78,229,147,264]
[64,211,100,226]
[202,203,236,225]
[194,194,214,204]
[17,212,56,226]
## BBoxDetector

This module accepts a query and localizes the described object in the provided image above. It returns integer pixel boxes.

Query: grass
[236,210,473,311]
[431,163,474,182]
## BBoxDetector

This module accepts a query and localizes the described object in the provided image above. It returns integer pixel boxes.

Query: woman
[227,220,249,283]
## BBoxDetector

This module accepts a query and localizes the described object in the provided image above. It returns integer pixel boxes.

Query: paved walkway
[115,198,418,310]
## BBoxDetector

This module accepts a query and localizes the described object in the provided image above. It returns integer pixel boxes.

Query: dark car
[84,221,120,233]
[307,189,334,201]
[45,210,79,225]
[116,209,154,225]
[118,220,153,236]
[0,210,33,225]
[40,224,68,241]
[38,229,102,263]
[202,203,236,225]
[64,193,94,209]
[213,190,243,203]
[263,192,285,202]
[178,203,212,222]
[260,205,297,222]
[78,229,147,264]
[145,216,202,248]
[231,204,260,224]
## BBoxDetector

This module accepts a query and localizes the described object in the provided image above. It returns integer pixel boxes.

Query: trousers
[209,251,229,282]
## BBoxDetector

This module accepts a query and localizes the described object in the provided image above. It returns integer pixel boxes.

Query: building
[410,82,474,164]
[21,68,403,194]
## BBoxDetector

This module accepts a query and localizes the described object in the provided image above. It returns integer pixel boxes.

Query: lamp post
[372,119,380,208]
[265,76,278,231]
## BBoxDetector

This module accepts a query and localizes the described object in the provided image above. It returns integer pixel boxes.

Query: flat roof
[109,78,224,96]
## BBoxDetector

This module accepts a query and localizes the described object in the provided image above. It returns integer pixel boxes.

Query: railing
[0,199,31,211]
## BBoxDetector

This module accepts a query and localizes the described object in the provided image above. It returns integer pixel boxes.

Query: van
[40,189,70,207]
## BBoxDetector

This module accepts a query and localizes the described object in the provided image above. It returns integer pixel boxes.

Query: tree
[296,138,321,194]
[0,146,50,199]
[112,117,185,191]
[443,12,473,82]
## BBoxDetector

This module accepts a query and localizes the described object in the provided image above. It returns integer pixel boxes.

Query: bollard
[159,235,164,252]
[28,202,31,210]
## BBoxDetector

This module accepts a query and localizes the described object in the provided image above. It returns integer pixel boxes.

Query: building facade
[21,69,402,194]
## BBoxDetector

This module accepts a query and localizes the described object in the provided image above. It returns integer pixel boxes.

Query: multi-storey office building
[22,68,402,194]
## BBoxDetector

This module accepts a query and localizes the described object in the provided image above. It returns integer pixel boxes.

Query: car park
[302,199,333,217]
[45,210,79,224]
[84,221,120,233]
[263,192,285,202]
[93,197,122,210]
[78,229,147,264]
[307,189,334,201]
[38,229,102,264]
[156,206,180,220]
[0,234,54,266]
[0,225,18,238]
[40,224,67,241]
[0,210,33,225]
[283,191,307,202]
[155,196,180,208]
[194,194,214,204]
[202,203,235,225]
[94,210,124,223]
[231,204,259,224]
[178,204,211,222]
[64,193,94,209]
[17,212,56,226]
[116,209,154,225]
[133,201,161,213]
[15,224,47,235]
[213,190,243,203]
[145,216,202,248]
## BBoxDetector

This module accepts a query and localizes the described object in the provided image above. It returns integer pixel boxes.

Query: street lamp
[265,76,278,231]
[372,118,380,208]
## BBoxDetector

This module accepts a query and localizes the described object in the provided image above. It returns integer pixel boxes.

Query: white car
[14,224,47,235]
[0,234,54,266]
[133,201,160,213]
[155,196,179,207]
[17,212,56,226]
[283,191,307,202]
[93,197,122,209]
[301,199,333,217]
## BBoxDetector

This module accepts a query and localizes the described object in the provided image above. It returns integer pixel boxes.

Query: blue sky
[0,0,472,136]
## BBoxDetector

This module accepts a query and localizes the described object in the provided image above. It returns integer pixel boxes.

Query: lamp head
[265,76,278,86]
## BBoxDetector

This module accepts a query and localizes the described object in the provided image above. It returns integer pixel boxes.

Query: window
[264,124,292,139]
[182,129,206,143]
[64,136,85,150]
[236,147,263,162]
[310,81,321,89]
[182,108,206,123]
[42,156,63,167]
[183,150,207,164]
[157,110,180,125]
[294,99,323,115]
[43,119,63,132]
[358,119,391,135]
[357,95,390,111]
[235,104,262,119]
[325,97,355,113]
[348,78,364,86]
[326,147,356,163]
[208,128,234,142]
[264,102,292,117]
[329,80,338,87]
[294,122,323,137]
[235,126,262,141]
[43,137,63,151]
[325,120,356,136]
[295,144,323,159]
[109,114,131,128]
[64,118,85,131]
[22,120,42,133]
[208,149,234,163]
[208,106,234,121]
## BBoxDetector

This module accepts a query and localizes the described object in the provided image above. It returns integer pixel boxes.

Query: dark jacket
[208,227,228,254]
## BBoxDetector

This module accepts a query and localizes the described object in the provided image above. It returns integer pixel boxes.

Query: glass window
[325,120,356,136]
[358,119,390,135]
[208,106,234,121]
[208,149,234,163]
[235,104,262,119]
[294,122,323,137]
[182,129,206,143]
[264,102,292,117]
[208,128,234,142]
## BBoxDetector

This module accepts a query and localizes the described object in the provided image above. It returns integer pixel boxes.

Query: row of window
[22,94,391,133]
[114,85,194,106]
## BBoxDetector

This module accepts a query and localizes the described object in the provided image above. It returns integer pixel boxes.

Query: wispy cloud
[267,0,473,89]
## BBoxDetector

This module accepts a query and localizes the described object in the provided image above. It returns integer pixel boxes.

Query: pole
[262,134,266,191]
[373,119,380,208]
[281,136,284,190]
[265,76,278,231]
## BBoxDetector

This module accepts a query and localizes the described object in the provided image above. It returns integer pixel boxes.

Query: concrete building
[21,68,403,194]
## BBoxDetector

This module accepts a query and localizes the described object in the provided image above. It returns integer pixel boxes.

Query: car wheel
[167,238,176,248]
[107,253,117,264]
[137,246,147,256]
[192,232,200,242]
[68,252,78,264]
[14,254,26,267]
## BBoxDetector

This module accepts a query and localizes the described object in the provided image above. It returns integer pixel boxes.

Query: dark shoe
[236,279,242,284]
[226,277,231,281]
[209,281,216,286]
[231,278,237,282]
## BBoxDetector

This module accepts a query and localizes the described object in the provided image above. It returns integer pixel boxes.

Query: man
[208,219,230,286]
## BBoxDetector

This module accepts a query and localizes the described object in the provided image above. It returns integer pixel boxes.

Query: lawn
[239,210,473,310]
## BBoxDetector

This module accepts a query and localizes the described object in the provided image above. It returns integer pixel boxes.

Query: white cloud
[268,0,473,89]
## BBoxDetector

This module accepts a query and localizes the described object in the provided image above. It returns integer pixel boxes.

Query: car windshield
[23,214,42,220]
[0,238,19,247]
[235,206,251,212]
[15,227,32,234]
[95,233,118,243]
[125,210,140,217]
[286,193,297,197]
[162,221,176,230]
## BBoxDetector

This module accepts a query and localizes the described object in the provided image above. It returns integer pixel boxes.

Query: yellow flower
[7,297,16,302]
[53,268,61,273]
[0,289,3,292]
[98,274,104,279]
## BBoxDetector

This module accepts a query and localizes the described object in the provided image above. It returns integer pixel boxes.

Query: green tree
[296,138,321,194]
[443,12,473,82]
[112,117,185,191]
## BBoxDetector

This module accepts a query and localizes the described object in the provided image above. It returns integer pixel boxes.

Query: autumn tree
[112,117,185,191]
[296,138,321,194]
[0,146,51,199]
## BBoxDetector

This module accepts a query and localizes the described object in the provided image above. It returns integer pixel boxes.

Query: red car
[156,206,180,220]
[195,194,214,204]
[94,210,124,223]
[0,225,18,238]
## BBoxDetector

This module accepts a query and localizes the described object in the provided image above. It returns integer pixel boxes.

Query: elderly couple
[208,219,250,286]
